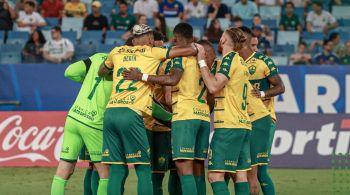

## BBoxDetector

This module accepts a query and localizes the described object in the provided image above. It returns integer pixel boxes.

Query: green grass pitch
[0,168,345,194]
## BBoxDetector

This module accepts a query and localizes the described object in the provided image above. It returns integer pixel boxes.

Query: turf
[0,168,346,195]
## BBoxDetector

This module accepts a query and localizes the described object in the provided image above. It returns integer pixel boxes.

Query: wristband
[260,91,266,98]
[198,60,207,68]
[141,74,149,81]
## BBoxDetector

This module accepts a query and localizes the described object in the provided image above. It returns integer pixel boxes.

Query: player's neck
[222,46,233,56]
[239,47,254,60]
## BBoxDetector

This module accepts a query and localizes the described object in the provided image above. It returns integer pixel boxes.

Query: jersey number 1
[88,77,102,100]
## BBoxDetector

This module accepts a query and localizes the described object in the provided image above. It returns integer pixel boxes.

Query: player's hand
[251,86,261,98]
[122,67,142,81]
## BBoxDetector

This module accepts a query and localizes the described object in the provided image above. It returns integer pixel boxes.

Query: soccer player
[196,27,252,195]
[51,53,111,195]
[98,24,199,195]
[122,23,211,195]
[239,26,285,195]
[79,146,100,195]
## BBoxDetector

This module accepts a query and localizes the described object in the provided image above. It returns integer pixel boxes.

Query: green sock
[51,175,67,195]
[91,170,99,195]
[235,182,249,195]
[168,170,181,195]
[108,165,129,195]
[179,175,197,195]
[97,179,108,195]
[152,173,165,195]
[210,181,229,195]
[258,165,275,195]
[135,165,153,195]
[83,169,93,195]
[194,176,206,195]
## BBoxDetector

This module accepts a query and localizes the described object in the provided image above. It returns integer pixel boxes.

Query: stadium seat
[332,6,350,19]
[6,31,29,45]
[0,31,4,44]
[273,44,295,56]
[74,44,97,60]
[338,18,350,26]
[187,18,207,29]
[262,19,277,30]
[61,18,84,38]
[166,18,180,30]
[147,19,155,27]
[242,19,252,28]
[277,31,300,48]
[193,28,203,39]
[302,32,324,44]
[97,44,115,53]
[80,31,103,45]
[62,31,78,45]
[0,44,23,64]
[45,17,59,28]
[259,6,281,20]
[105,31,127,45]
[270,56,288,66]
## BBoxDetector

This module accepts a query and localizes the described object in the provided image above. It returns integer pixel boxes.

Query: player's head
[24,1,35,14]
[173,23,194,46]
[251,35,259,52]
[125,36,134,46]
[238,26,254,50]
[197,40,216,68]
[51,26,62,40]
[312,2,322,14]
[153,30,165,47]
[219,27,246,52]
[132,24,154,46]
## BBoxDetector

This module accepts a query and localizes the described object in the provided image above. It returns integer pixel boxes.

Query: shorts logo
[208,149,212,160]
[224,160,237,166]
[126,150,142,159]
[61,147,69,154]
[102,149,109,157]
[180,147,194,153]
[158,157,166,166]
[257,152,268,158]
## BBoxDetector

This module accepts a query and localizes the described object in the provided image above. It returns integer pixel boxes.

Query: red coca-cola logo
[0,112,66,167]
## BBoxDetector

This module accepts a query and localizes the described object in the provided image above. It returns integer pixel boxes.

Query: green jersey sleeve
[64,58,92,83]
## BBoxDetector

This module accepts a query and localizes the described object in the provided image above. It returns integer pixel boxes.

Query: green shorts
[102,107,150,165]
[208,128,251,173]
[147,130,175,172]
[250,115,273,166]
[60,116,102,162]
[79,145,91,161]
[172,120,210,160]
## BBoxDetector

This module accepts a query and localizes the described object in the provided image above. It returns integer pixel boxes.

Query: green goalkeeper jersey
[65,53,112,130]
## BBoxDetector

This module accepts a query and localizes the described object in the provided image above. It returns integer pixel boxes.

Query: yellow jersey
[212,52,251,130]
[144,59,172,132]
[246,84,270,122]
[105,45,170,115]
[245,52,279,122]
[171,56,210,122]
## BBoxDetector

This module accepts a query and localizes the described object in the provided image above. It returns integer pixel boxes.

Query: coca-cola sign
[0,112,66,167]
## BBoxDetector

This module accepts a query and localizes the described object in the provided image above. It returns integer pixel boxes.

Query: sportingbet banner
[0,111,349,168]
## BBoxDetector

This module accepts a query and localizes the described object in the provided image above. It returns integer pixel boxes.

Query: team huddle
[50,22,285,195]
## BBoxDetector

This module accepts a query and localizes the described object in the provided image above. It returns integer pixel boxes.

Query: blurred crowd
[1,0,350,65]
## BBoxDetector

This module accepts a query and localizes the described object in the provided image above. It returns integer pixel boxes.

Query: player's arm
[166,44,198,59]
[163,86,172,112]
[64,58,93,82]
[98,50,114,77]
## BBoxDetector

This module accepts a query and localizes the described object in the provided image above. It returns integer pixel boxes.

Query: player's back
[106,45,169,115]
[213,52,251,130]
[172,56,210,122]
[67,53,112,130]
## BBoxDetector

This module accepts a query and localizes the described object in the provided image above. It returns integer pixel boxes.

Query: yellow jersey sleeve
[217,52,235,79]
[104,47,118,69]
[149,47,170,60]
[262,56,279,78]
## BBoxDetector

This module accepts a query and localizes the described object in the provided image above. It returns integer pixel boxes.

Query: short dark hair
[313,1,322,7]
[173,23,193,40]
[153,30,164,42]
[253,13,261,18]
[323,39,333,46]
[25,1,35,8]
[299,41,307,47]
[52,26,62,33]
[233,16,242,22]
[119,1,128,6]
[239,26,254,38]
[329,32,339,41]
[197,39,214,49]
[125,37,133,46]
[285,1,295,8]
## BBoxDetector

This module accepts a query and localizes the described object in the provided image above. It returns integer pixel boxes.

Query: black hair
[153,30,164,42]
[154,16,167,41]
[26,30,46,45]
[329,32,339,41]
[25,1,35,8]
[52,26,62,33]
[197,39,214,49]
[119,1,128,6]
[239,26,254,38]
[285,1,295,8]
[125,36,133,46]
[323,39,332,46]
[299,41,307,47]
[233,16,242,22]
[253,13,261,18]
[313,1,322,7]
[173,22,193,40]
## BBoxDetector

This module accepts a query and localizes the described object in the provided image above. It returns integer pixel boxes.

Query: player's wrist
[260,91,266,98]
[198,60,207,68]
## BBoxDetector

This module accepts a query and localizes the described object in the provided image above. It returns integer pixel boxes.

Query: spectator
[233,16,243,28]
[286,0,309,7]
[290,42,312,65]
[121,14,148,40]
[64,0,87,18]
[313,39,339,65]
[341,40,350,64]
[16,1,46,32]
[154,15,172,42]
[306,2,338,34]
[43,26,74,63]
[14,0,27,13]
[207,0,230,19]
[133,0,158,19]
[253,14,273,42]
[329,32,345,57]
[83,1,108,32]
[255,0,282,6]
[232,0,258,20]
[185,0,206,18]
[110,1,136,31]
[203,19,223,43]
[159,0,184,19]
[333,0,350,5]
[279,2,302,32]
[40,0,64,18]
[253,25,271,55]
[0,0,16,31]
[22,29,46,63]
